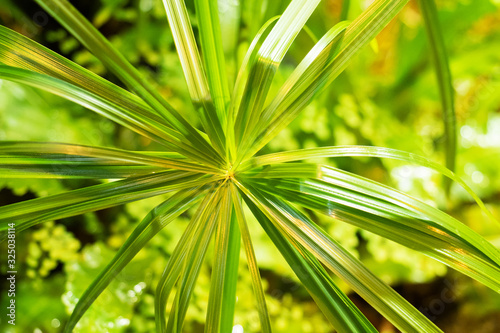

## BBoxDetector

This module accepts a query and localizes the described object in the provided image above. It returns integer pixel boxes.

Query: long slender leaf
[64,187,206,333]
[241,164,500,291]
[0,65,219,165]
[0,142,221,175]
[0,158,161,179]
[226,16,280,160]
[238,181,443,332]
[35,0,222,165]
[154,186,219,332]
[230,184,272,333]
[161,0,226,155]
[166,187,222,332]
[219,207,241,333]
[0,171,215,237]
[244,194,378,333]
[236,21,349,163]
[417,0,457,175]
[194,0,231,124]
[246,0,411,158]
[233,0,321,146]
[243,145,498,223]
[0,25,170,129]
[205,185,233,333]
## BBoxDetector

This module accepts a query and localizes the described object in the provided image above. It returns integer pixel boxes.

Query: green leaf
[417,0,457,179]
[0,171,215,237]
[165,188,222,332]
[0,141,221,176]
[230,184,272,333]
[226,16,280,160]
[237,20,349,162]
[205,185,234,333]
[0,65,219,165]
[244,194,377,333]
[237,181,443,332]
[241,163,500,291]
[194,0,232,125]
[244,145,498,224]
[0,25,169,128]
[245,0,411,158]
[155,186,221,332]
[233,0,321,147]
[219,207,241,333]
[64,187,205,333]
[34,0,222,165]
[161,0,226,155]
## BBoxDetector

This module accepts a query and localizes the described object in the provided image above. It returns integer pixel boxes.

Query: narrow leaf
[233,0,321,145]
[161,0,226,155]
[417,0,457,178]
[247,0,411,157]
[244,194,377,333]
[0,171,214,237]
[0,141,220,175]
[244,145,498,224]
[35,0,221,165]
[230,184,272,333]
[64,187,205,333]
[238,182,443,332]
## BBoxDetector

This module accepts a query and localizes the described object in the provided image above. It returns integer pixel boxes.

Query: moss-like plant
[0,0,499,332]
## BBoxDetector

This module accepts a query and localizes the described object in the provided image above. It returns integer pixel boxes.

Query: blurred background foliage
[0,0,500,332]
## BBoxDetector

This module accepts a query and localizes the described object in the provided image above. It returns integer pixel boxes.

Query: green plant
[1,0,499,332]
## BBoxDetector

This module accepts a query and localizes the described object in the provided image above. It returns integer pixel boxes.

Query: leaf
[165,188,222,332]
[226,16,280,160]
[219,207,241,333]
[0,141,221,176]
[244,193,377,333]
[246,0,411,158]
[64,187,206,333]
[154,185,221,332]
[0,65,219,166]
[230,184,272,333]
[0,25,169,128]
[205,185,234,333]
[194,0,231,125]
[0,171,215,237]
[237,181,443,332]
[34,0,222,165]
[236,20,348,162]
[417,0,457,180]
[161,0,226,155]
[243,145,498,223]
[233,0,322,146]
[241,163,500,292]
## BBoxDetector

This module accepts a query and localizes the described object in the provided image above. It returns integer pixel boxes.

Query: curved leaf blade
[417,0,457,175]
[64,187,206,333]
[238,181,443,333]
[244,192,377,333]
[0,171,215,237]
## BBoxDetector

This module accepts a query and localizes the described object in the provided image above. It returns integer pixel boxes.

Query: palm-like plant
[1,0,499,332]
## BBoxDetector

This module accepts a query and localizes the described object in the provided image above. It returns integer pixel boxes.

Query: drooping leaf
[238,181,443,332]
[244,193,378,333]
[35,0,222,165]
[0,171,215,237]
[64,187,206,333]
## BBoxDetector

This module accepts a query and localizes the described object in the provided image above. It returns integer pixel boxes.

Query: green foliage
[1,0,500,332]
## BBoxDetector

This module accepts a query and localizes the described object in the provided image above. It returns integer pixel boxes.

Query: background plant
[0,0,500,332]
